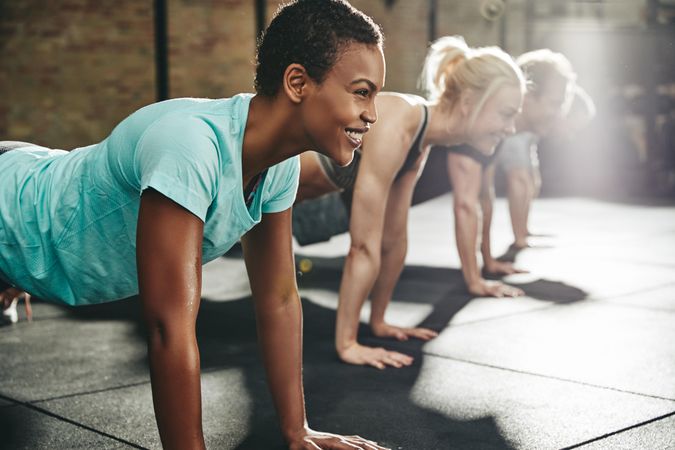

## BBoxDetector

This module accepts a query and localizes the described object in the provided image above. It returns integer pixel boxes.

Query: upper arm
[136,189,204,327]
[447,152,482,206]
[349,126,406,251]
[262,157,300,214]
[136,115,219,222]
[241,209,297,304]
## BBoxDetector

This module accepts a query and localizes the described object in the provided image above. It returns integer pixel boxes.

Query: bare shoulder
[372,92,427,139]
[376,92,426,118]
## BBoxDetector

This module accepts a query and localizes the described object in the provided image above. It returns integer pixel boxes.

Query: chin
[324,147,354,167]
[337,149,356,167]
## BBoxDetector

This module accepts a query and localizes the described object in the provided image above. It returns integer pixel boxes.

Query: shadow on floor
[195,296,516,450]
[6,249,590,448]
[296,254,588,308]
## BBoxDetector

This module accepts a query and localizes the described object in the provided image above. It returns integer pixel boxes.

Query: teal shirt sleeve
[262,155,300,214]
[135,114,219,221]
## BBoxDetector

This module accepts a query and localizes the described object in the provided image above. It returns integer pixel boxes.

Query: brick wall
[0,0,155,149]
[0,0,508,148]
[168,0,257,99]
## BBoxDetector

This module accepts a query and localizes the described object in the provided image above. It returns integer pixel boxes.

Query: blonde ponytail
[419,36,471,102]
[419,36,526,126]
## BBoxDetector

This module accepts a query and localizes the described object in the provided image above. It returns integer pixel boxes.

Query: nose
[361,99,378,125]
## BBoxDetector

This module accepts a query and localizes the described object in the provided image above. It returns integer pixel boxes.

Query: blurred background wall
[1,0,674,197]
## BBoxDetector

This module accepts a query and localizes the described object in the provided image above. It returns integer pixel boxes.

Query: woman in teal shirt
[0,1,388,449]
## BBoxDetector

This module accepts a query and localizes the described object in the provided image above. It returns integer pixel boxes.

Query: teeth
[346,130,363,142]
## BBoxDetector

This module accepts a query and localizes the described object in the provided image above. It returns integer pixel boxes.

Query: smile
[345,128,367,148]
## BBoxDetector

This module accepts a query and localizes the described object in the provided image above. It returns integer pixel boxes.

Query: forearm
[147,323,204,450]
[335,244,380,352]
[255,294,307,442]
[369,238,407,326]
[454,202,482,288]
[479,190,495,264]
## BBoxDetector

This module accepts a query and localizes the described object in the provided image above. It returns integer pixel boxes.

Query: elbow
[145,316,171,348]
[347,239,381,272]
[382,234,406,256]
[454,198,477,219]
[254,289,301,316]
[143,314,193,349]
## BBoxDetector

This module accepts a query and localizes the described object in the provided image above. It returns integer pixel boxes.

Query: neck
[422,101,467,148]
[240,94,309,184]
[515,113,531,134]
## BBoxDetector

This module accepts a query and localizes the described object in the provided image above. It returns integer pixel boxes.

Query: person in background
[493,49,577,250]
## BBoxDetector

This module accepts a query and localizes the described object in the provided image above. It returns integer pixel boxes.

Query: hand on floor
[1,287,32,323]
[338,342,413,370]
[468,279,524,298]
[289,428,390,450]
[371,322,438,342]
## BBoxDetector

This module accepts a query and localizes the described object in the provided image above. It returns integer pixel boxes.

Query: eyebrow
[351,78,378,92]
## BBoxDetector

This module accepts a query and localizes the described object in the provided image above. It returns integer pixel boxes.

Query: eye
[355,89,370,98]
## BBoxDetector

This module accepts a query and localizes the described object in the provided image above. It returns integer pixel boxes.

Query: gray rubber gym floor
[1,194,674,449]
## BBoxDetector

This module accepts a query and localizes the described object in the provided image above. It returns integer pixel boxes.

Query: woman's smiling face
[301,42,386,166]
[466,83,523,154]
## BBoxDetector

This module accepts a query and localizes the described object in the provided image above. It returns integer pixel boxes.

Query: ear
[459,88,477,117]
[282,63,312,104]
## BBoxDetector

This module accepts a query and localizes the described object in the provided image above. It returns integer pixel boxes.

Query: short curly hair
[254,0,383,97]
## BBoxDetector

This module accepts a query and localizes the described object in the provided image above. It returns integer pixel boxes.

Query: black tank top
[395,104,429,180]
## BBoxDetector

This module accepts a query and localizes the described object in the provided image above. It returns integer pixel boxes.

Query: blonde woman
[296,36,526,369]
[493,49,577,250]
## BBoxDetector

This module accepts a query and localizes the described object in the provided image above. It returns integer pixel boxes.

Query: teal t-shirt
[0,94,299,305]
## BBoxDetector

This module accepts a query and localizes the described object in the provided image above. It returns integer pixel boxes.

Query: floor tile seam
[421,353,675,403]
[445,304,558,328]
[5,365,262,407]
[26,380,151,404]
[560,253,675,270]
[560,409,675,449]
[519,241,675,265]
[586,297,675,314]
[588,281,675,302]
[0,315,69,330]
[0,393,147,449]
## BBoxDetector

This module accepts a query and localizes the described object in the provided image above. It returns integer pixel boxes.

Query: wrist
[464,271,483,287]
[335,336,357,355]
[369,315,385,329]
[482,255,495,265]
[282,423,310,444]
[466,277,485,290]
